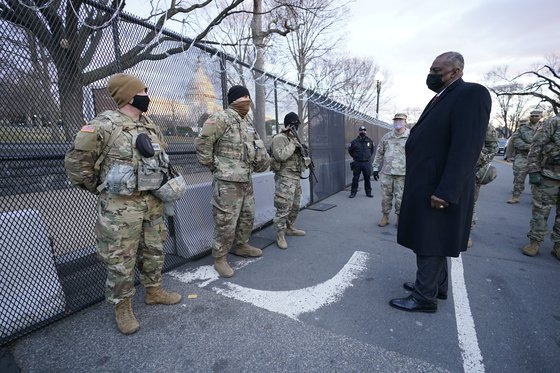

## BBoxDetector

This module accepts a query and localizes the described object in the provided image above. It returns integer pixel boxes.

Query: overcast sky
[346,0,560,121]
[125,0,559,122]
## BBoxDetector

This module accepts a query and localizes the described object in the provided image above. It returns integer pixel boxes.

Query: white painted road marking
[168,257,262,287]
[451,256,485,373]
[213,251,369,320]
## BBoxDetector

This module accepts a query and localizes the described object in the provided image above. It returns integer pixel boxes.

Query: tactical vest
[212,109,262,182]
[270,132,304,179]
[65,110,168,195]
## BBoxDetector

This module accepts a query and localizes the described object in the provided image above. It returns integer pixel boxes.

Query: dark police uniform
[348,132,375,197]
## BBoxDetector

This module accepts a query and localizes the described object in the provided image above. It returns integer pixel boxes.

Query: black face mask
[426,73,445,92]
[131,95,150,112]
[359,132,366,137]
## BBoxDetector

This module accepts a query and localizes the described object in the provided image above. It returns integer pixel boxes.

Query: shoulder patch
[80,124,95,133]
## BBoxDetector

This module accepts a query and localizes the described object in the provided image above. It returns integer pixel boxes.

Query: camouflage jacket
[511,123,537,155]
[65,110,167,194]
[270,130,306,180]
[195,108,263,182]
[476,125,499,170]
[527,115,560,180]
[372,129,409,176]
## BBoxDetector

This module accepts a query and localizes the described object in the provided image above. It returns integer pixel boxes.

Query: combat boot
[145,286,181,305]
[521,240,540,256]
[378,214,390,227]
[286,224,306,236]
[214,256,234,277]
[235,243,262,257]
[552,242,560,261]
[276,231,288,249]
[467,237,473,248]
[115,298,139,335]
[507,194,520,204]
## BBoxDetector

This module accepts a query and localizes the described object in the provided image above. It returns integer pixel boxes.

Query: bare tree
[488,56,560,116]
[0,0,261,139]
[486,66,534,137]
[279,0,350,124]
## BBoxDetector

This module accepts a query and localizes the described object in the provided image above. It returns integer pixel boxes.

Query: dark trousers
[412,255,448,304]
[351,161,372,194]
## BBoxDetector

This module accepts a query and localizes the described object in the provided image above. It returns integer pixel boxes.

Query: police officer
[270,112,310,249]
[372,113,409,226]
[348,126,375,198]
[507,110,543,203]
[195,85,270,278]
[64,74,181,335]
[522,114,560,259]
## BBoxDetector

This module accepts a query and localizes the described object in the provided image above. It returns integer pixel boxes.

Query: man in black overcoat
[390,51,491,313]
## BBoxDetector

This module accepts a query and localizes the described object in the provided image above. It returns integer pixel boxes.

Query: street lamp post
[375,72,383,119]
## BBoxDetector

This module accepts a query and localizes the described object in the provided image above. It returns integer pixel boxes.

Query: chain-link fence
[0,0,388,344]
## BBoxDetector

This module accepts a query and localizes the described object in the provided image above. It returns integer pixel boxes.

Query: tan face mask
[230,100,251,118]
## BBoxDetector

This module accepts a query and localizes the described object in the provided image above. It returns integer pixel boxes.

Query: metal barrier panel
[0,1,381,344]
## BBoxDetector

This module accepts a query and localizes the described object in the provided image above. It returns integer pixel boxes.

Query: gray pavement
[3,158,560,372]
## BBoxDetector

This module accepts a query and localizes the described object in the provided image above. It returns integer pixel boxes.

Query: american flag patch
[80,125,95,133]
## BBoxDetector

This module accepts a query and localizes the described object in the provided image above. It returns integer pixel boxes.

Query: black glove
[373,171,379,181]
[529,172,542,185]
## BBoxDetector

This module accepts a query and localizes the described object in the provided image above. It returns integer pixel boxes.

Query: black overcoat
[397,78,491,257]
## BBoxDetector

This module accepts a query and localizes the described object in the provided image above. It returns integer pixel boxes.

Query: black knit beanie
[284,112,300,126]
[227,85,250,104]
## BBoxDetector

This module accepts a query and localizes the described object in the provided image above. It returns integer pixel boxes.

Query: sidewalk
[2,184,452,372]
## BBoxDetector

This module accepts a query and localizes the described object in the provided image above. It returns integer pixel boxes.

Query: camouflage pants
[527,176,560,243]
[211,179,254,258]
[380,174,405,215]
[95,192,166,305]
[471,182,482,228]
[273,175,301,232]
[512,154,528,195]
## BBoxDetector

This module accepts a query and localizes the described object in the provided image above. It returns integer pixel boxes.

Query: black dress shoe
[349,193,356,198]
[402,282,447,300]
[389,295,437,313]
[366,193,374,198]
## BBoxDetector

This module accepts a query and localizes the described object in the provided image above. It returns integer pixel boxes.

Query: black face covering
[426,73,445,92]
[131,95,150,112]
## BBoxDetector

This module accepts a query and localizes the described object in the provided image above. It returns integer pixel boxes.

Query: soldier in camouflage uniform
[270,112,310,249]
[64,74,181,335]
[372,113,409,227]
[504,119,528,162]
[468,124,499,247]
[522,114,560,260]
[507,110,543,203]
[195,85,270,278]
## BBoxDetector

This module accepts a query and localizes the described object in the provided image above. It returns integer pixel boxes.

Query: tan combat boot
[521,240,540,256]
[467,237,473,248]
[214,256,234,277]
[378,214,390,227]
[145,286,181,305]
[276,230,288,249]
[235,243,262,257]
[286,224,306,236]
[507,194,520,204]
[115,298,139,335]
[552,242,560,261]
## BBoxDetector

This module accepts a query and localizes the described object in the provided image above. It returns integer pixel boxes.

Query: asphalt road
[3,157,559,372]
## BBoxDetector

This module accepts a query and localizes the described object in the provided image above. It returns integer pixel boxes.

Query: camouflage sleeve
[527,120,553,173]
[477,140,499,166]
[372,135,386,171]
[512,129,530,151]
[67,120,109,192]
[195,113,227,169]
[271,134,296,162]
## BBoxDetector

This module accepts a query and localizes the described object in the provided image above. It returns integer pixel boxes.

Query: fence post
[220,54,228,109]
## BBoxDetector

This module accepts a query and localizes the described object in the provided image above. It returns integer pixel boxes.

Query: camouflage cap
[393,113,407,120]
[151,175,186,202]
[530,109,543,116]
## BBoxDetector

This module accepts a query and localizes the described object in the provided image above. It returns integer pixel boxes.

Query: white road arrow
[213,251,369,320]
